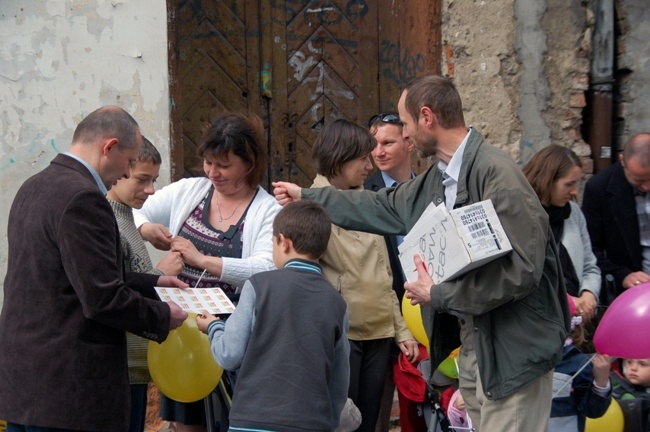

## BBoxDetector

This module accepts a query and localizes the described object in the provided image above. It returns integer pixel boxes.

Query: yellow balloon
[585,398,624,432]
[401,300,429,348]
[148,313,223,403]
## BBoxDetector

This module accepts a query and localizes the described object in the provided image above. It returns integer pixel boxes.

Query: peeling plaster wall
[441,0,519,160]
[0,0,171,305]
[440,0,592,166]
[541,0,593,163]
[617,0,650,142]
[515,0,553,162]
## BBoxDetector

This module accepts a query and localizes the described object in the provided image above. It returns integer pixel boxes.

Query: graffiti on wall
[282,0,369,25]
[379,40,426,86]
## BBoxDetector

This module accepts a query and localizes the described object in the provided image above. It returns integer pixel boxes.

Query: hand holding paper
[196,310,219,334]
[167,301,189,330]
[157,275,189,289]
[399,200,512,284]
[404,254,434,306]
[155,287,235,315]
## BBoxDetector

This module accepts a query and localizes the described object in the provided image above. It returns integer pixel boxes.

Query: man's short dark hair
[138,136,162,165]
[72,106,140,149]
[404,75,465,129]
[312,118,375,178]
[273,201,332,260]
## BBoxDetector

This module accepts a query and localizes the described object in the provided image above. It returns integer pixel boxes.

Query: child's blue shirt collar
[284,258,322,274]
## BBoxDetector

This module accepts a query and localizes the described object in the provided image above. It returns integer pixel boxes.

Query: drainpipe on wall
[589,0,615,172]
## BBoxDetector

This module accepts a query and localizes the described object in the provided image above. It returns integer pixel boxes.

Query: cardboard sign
[399,200,512,283]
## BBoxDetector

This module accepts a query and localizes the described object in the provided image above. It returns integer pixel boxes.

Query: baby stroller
[418,358,454,432]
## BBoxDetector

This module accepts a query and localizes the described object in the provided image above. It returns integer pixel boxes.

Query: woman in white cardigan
[134,112,280,431]
[523,145,601,323]
[134,176,279,291]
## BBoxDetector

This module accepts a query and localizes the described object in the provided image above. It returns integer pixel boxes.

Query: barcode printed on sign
[468,221,486,232]
[471,228,491,239]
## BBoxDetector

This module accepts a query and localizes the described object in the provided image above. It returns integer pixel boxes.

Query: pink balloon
[594,284,650,358]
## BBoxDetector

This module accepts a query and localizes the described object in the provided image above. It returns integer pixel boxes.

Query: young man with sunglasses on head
[366,114,415,195]
[365,113,415,304]
[364,113,421,431]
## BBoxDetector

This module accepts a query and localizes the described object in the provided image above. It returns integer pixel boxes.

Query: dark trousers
[128,383,148,432]
[348,338,391,432]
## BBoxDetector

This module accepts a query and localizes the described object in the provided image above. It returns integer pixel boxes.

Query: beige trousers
[457,316,553,432]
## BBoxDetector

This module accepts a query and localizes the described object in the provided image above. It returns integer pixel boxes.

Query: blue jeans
[129,383,149,432]
[7,424,80,432]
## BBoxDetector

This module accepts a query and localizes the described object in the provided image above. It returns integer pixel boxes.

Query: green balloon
[437,355,458,379]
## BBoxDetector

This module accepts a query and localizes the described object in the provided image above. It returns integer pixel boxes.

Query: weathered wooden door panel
[181,92,231,173]
[376,1,441,115]
[169,0,440,181]
[169,0,260,178]
[268,0,379,186]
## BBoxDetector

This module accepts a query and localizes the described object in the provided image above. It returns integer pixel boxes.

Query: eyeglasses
[367,113,401,128]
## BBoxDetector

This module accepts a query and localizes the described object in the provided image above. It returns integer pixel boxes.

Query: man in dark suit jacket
[0,106,188,432]
[582,132,650,304]
[364,113,417,432]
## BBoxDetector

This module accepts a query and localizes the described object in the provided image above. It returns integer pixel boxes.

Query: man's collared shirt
[64,152,108,195]
[379,170,414,190]
[437,128,471,211]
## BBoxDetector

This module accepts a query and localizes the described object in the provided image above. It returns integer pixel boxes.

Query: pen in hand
[193,269,207,318]
[412,254,428,273]
[193,269,207,289]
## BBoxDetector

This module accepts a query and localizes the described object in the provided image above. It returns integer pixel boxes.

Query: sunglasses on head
[368,113,401,127]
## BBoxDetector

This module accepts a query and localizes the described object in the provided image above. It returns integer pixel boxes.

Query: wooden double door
[168,0,440,186]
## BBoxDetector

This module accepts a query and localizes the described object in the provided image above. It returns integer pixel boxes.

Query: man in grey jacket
[273,75,570,432]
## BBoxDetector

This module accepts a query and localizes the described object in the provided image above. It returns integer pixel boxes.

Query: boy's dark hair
[273,201,332,259]
[311,118,375,179]
[138,136,162,165]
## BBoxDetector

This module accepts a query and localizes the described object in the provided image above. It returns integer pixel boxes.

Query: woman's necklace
[215,192,247,222]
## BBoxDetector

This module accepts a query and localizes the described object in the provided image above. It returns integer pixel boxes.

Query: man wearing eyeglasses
[364,113,418,431]
[273,74,570,432]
